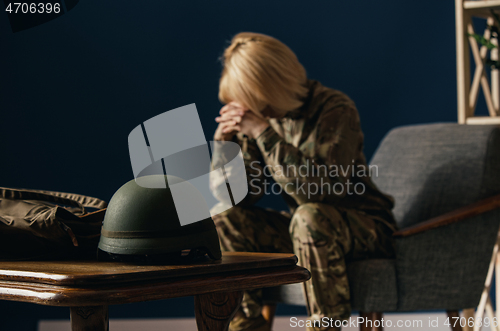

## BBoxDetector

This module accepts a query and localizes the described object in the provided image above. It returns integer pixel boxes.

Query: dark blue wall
[1,0,463,198]
[0,0,472,328]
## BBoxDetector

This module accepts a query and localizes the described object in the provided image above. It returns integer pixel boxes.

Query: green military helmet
[98,175,222,263]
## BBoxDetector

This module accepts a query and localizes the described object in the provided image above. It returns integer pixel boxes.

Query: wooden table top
[0,252,298,286]
[0,252,310,306]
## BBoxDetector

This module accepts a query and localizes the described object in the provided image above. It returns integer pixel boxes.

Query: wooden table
[0,252,310,331]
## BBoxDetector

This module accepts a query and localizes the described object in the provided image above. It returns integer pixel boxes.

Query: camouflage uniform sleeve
[255,102,363,205]
[210,133,266,206]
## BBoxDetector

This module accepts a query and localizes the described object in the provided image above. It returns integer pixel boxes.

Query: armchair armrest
[393,194,500,238]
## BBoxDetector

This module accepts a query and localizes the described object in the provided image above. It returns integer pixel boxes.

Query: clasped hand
[214,101,269,141]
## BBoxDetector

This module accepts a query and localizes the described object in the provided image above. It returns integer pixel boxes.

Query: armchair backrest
[370,123,500,229]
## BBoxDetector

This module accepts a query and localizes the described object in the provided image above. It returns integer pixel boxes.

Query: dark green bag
[0,187,107,260]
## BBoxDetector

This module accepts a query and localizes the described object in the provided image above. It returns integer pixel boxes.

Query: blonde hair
[219,32,308,116]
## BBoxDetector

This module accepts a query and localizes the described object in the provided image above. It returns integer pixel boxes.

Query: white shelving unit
[456,0,500,124]
[455,4,500,330]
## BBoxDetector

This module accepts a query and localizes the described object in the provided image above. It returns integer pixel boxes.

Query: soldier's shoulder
[307,80,357,115]
[303,81,361,134]
[308,80,353,102]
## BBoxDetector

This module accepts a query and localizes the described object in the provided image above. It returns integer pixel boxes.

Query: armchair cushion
[348,259,397,312]
[370,123,500,229]
[395,210,500,311]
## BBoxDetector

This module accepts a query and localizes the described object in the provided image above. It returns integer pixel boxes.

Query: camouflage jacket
[211,80,396,228]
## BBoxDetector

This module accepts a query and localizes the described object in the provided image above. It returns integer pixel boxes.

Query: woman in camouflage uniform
[211,32,397,331]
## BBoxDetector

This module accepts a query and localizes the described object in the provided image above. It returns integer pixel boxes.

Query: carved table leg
[194,291,244,331]
[70,305,109,331]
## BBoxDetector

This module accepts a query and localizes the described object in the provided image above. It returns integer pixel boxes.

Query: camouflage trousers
[212,202,395,330]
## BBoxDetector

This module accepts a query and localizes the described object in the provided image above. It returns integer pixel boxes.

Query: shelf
[464,1,500,17]
[464,1,500,10]
[465,116,500,124]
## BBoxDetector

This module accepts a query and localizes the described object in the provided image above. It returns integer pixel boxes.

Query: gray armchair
[263,123,500,331]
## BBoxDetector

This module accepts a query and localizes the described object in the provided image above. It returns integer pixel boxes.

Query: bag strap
[0,187,107,211]
[28,189,107,209]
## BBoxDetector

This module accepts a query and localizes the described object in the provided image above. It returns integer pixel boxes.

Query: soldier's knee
[211,204,252,227]
[294,202,324,216]
[289,203,342,235]
[290,203,320,235]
